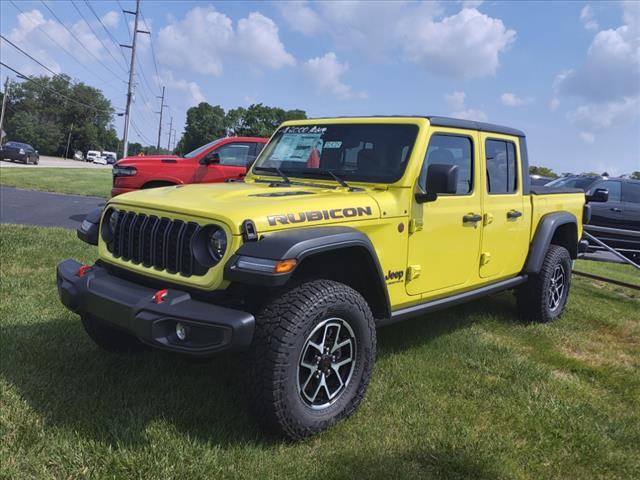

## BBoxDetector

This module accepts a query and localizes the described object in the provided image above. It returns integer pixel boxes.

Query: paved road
[0,186,105,229]
[0,156,111,169]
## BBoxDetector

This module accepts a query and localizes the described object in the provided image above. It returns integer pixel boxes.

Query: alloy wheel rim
[297,317,357,410]
[548,264,566,311]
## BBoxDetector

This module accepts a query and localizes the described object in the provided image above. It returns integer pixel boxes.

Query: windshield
[5,142,26,148]
[253,124,419,183]
[184,138,224,158]
[545,177,597,190]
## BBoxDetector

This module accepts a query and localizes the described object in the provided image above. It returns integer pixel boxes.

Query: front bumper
[56,259,255,356]
[2,152,27,161]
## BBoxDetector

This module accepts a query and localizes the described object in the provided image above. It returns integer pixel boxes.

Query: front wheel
[517,244,572,322]
[250,280,376,439]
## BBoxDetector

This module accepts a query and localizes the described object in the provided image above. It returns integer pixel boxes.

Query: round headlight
[101,208,118,243]
[207,228,227,261]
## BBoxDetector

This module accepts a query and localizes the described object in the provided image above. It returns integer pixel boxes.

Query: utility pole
[166,116,172,150]
[64,123,74,158]
[156,86,165,150]
[0,77,10,145]
[120,0,149,158]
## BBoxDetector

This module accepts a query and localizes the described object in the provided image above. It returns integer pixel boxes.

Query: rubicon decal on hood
[267,206,373,226]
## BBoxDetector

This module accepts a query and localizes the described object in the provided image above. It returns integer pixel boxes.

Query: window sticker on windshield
[272,133,322,162]
[281,126,327,135]
[324,141,342,149]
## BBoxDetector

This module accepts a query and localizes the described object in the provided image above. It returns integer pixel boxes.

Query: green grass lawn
[0,168,111,197]
[575,258,639,286]
[1,224,638,479]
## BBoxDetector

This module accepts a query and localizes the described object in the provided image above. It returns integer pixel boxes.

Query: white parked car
[102,151,117,164]
[86,150,101,163]
[92,155,108,165]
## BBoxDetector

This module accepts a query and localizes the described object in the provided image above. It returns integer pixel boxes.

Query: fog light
[176,322,187,341]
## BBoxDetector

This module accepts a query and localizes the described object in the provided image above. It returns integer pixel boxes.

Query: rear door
[478,134,530,279]
[621,181,640,231]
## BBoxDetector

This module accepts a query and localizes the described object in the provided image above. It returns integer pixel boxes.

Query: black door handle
[463,214,482,223]
[610,207,622,212]
[507,210,523,219]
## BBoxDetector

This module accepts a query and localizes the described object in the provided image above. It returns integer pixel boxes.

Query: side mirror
[586,188,608,203]
[201,151,221,165]
[415,164,459,203]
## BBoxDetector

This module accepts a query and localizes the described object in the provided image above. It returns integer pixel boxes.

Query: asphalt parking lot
[0,186,104,229]
[0,155,111,169]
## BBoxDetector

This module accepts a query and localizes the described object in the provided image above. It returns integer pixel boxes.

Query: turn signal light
[77,264,91,277]
[274,259,297,274]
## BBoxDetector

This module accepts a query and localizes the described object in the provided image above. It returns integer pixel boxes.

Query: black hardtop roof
[303,115,526,137]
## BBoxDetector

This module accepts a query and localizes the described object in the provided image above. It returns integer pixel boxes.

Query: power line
[116,0,132,38]
[130,117,154,145]
[69,0,128,74]
[37,0,126,82]
[0,34,59,77]
[140,10,162,91]
[0,61,123,114]
[83,0,130,69]
[8,0,121,88]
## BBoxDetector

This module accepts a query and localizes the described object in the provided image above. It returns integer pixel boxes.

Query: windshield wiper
[254,166,291,185]
[317,170,362,191]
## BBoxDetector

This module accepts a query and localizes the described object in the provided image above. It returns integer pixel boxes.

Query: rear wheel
[81,315,144,353]
[250,279,376,439]
[517,244,572,322]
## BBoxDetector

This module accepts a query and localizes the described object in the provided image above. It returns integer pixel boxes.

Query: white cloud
[157,70,205,106]
[157,7,293,76]
[304,52,366,100]
[236,12,295,69]
[580,5,599,31]
[550,98,560,111]
[580,131,595,143]
[444,91,487,121]
[462,1,484,8]
[157,6,233,76]
[500,92,533,106]
[445,91,466,111]
[278,1,323,35]
[101,11,119,28]
[398,7,516,79]
[555,3,640,140]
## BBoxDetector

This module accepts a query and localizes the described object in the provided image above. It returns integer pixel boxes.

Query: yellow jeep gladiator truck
[58,116,592,439]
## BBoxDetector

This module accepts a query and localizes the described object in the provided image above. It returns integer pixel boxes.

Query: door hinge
[483,213,494,226]
[409,218,423,233]
[407,265,422,280]
[480,252,491,265]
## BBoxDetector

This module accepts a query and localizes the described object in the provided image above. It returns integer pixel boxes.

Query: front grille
[107,211,207,277]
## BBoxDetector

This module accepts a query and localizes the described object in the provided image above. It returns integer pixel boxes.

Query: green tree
[176,102,227,153]
[228,103,306,137]
[529,165,558,178]
[631,171,640,180]
[3,75,115,156]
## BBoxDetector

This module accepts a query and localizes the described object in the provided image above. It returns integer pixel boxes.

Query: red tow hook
[153,288,168,304]
[77,264,91,278]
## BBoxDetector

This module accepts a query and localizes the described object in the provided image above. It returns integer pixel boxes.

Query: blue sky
[1,1,638,175]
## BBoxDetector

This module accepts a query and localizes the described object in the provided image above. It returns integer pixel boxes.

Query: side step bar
[379,275,528,327]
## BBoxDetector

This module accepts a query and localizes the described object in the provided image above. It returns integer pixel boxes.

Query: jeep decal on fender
[267,206,373,226]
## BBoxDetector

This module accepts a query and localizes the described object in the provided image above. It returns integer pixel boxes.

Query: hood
[116,155,182,166]
[108,181,382,235]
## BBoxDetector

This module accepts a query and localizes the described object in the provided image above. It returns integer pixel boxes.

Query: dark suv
[547,176,640,260]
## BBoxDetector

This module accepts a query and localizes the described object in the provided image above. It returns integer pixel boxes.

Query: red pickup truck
[111,136,268,197]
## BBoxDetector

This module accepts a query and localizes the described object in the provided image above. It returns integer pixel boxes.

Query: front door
[479,135,529,279]
[588,179,625,228]
[406,130,482,295]
[193,142,255,184]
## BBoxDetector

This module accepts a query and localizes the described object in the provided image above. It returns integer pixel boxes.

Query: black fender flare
[523,212,577,274]
[76,207,103,246]
[224,226,391,317]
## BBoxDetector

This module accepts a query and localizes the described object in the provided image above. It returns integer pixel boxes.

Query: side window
[622,182,640,204]
[594,180,621,202]
[486,139,518,194]
[255,142,266,155]
[420,134,473,194]
[216,143,252,166]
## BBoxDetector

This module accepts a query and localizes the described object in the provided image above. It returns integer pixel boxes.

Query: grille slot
[107,211,205,277]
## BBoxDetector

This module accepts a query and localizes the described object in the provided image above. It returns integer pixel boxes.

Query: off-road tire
[81,315,144,353]
[249,279,376,440]
[517,244,572,322]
